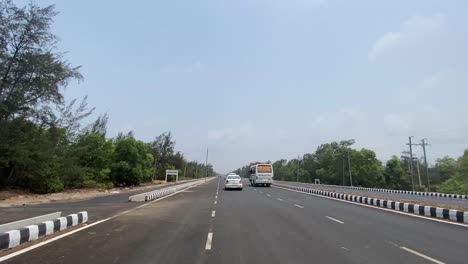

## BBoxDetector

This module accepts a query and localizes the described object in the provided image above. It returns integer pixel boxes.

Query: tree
[150,132,175,179]
[0,1,82,122]
[384,156,410,189]
[110,132,153,186]
[435,156,458,182]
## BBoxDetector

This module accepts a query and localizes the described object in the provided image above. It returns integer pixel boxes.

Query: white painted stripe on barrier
[80,212,89,223]
[436,208,443,218]
[464,212,468,223]
[25,225,39,241]
[403,203,409,213]
[449,210,458,221]
[425,206,431,217]
[71,214,78,226]
[415,205,422,214]
[387,201,392,209]
[58,217,67,231]
[44,221,54,235]
[6,230,20,248]
[395,202,400,210]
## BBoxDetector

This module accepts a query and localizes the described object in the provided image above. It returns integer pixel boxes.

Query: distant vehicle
[224,174,243,190]
[249,164,273,187]
[224,172,237,179]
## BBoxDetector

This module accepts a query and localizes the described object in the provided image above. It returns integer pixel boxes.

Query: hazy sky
[30,0,468,172]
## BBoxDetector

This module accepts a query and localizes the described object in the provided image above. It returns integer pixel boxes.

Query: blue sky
[29,0,468,172]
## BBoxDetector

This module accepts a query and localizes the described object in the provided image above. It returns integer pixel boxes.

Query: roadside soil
[0,180,188,207]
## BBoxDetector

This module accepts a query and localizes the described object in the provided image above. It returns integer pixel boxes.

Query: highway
[2,178,468,264]
[277,181,468,209]
[0,181,196,225]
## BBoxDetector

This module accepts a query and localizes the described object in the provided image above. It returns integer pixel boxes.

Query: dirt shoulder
[0,180,191,207]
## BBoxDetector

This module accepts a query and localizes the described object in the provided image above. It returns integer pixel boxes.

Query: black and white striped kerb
[296,182,468,199]
[275,184,468,224]
[142,179,212,202]
[0,211,88,251]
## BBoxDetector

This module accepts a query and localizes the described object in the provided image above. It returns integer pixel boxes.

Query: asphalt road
[2,178,468,264]
[0,180,194,224]
[276,181,468,209]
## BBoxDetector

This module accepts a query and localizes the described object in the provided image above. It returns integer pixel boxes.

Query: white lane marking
[272,186,468,228]
[266,194,271,197]
[259,191,263,194]
[341,247,350,251]
[294,204,304,208]
[205,232,213,250]
[254,189,257,191]
[214,201,217,205]
[215,195,218,199]
[0,181,213,263]
[277,198,283,201]
[400,247,445,264]
[326,216,344,224]
[211,211,216,217]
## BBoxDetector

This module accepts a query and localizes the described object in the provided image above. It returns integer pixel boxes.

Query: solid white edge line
[294,204,304,208]
[272,186,468,228]
[205,232,213,250]
[326,216,344,224]
[400,247,446,264]
[0,179,214,263]
[211,211,215,217]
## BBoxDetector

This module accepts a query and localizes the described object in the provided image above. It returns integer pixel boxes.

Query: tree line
[234,140,468,194]
[0,1,213,193]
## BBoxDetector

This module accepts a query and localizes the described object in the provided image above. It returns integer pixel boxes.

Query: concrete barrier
[0,212,62,233]
[274,183,468,224]
[0,211,88,251]
[274,180,468,199]
[128,177,215,202]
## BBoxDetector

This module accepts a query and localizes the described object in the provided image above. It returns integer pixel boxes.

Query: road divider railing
[128,177,215,202]
[274,183,468,224]
[274,180,468,199]
[0,211,88,251]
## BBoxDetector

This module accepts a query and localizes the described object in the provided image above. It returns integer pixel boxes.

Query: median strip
[0,212,88,251]
[128,178,214,202]
[274,183,468,224]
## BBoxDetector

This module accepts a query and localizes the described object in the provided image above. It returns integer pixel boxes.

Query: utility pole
[416,158,422,188]
[183,163,187,180]
[205,148,209,178]
[421,139,430,190]
[296,155,300,183]
[342,156,345,186]
[407,136,415,191]
[347,151,353,186]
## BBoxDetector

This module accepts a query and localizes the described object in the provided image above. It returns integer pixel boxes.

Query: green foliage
[110,133,153,186]
[438,150,468,194]
[0,1,215,193]
[435,156,458,182]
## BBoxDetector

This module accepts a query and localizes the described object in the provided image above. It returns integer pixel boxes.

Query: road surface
[2,178,467,264]
[276,181,468,209]
[0,180,194,225]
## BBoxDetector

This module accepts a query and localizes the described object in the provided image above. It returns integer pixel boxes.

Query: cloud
[383,114,410,135]
[186,61,206,73]
[369,14,446,62]
[207,121,255,141]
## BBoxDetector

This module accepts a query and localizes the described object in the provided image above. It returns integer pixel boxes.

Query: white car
[224,175,243,190]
